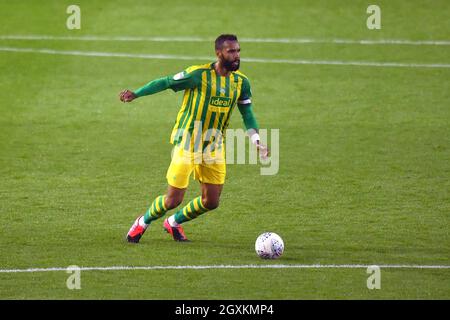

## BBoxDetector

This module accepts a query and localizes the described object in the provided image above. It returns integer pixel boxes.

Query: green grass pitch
[0,0,449,299]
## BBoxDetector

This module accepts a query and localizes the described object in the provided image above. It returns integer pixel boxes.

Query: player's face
[217,40,241,71]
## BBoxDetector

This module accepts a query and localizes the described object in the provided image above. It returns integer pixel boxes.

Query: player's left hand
[119,89,136,102]
[256,143,270,161]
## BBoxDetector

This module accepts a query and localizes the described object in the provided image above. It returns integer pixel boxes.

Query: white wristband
[250,133,260,145]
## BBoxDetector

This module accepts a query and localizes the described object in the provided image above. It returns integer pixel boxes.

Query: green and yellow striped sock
[174,196,209,224]
[143,195,168,224]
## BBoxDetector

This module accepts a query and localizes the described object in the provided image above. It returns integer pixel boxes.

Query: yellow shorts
[166,145,226,189]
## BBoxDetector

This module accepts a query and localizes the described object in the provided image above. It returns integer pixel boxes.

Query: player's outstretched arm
[119,72,197,103]
[119,76,172,103]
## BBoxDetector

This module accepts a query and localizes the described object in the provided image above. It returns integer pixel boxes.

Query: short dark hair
[215,34,238,50]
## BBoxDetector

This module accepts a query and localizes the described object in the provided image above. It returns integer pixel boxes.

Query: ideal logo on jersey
[209,96,231,108]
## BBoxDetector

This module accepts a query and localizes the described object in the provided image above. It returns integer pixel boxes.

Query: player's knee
[202,197,219,210]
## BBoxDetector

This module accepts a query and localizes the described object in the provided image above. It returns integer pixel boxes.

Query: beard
[222,58,240,71]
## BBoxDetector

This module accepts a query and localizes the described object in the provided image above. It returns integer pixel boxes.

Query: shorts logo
[209,96,231,107]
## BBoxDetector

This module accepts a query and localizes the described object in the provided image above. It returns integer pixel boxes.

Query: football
[255,232,284,259]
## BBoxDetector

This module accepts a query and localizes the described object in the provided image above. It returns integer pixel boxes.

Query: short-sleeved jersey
[167,62,251,150]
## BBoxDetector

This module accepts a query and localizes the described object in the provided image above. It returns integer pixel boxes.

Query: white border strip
[1,47,449,69]
[0,46,210,61]
[1,35,449,46]
[1,264,449,273]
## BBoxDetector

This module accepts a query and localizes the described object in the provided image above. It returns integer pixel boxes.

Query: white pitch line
[1,264,449,273]
[1,34,449,46]
[1,46,449,69]
[0,46,211,61]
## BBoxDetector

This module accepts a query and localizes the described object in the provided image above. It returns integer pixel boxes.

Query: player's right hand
[119,89,136,102]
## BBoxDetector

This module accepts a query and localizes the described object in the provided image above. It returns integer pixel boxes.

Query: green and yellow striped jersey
[167,62,252,149]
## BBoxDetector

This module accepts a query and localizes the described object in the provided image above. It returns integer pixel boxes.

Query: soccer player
[120,34,268,242]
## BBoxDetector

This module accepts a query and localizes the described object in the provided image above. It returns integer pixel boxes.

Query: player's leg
[172,183,223,223]
[127,187,188,244]
[141,185,186,223]
[127,147,193,243]
[164,155,226,241]
[201,182,223,210]
[126,186,185,243]
[164,183,223,241]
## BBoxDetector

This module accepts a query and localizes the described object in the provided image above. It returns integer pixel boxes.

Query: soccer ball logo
[255,232,284,259]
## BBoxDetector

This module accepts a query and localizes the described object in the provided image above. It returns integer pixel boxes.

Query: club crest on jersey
[173,71,185,80]
[209,96,231,107]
